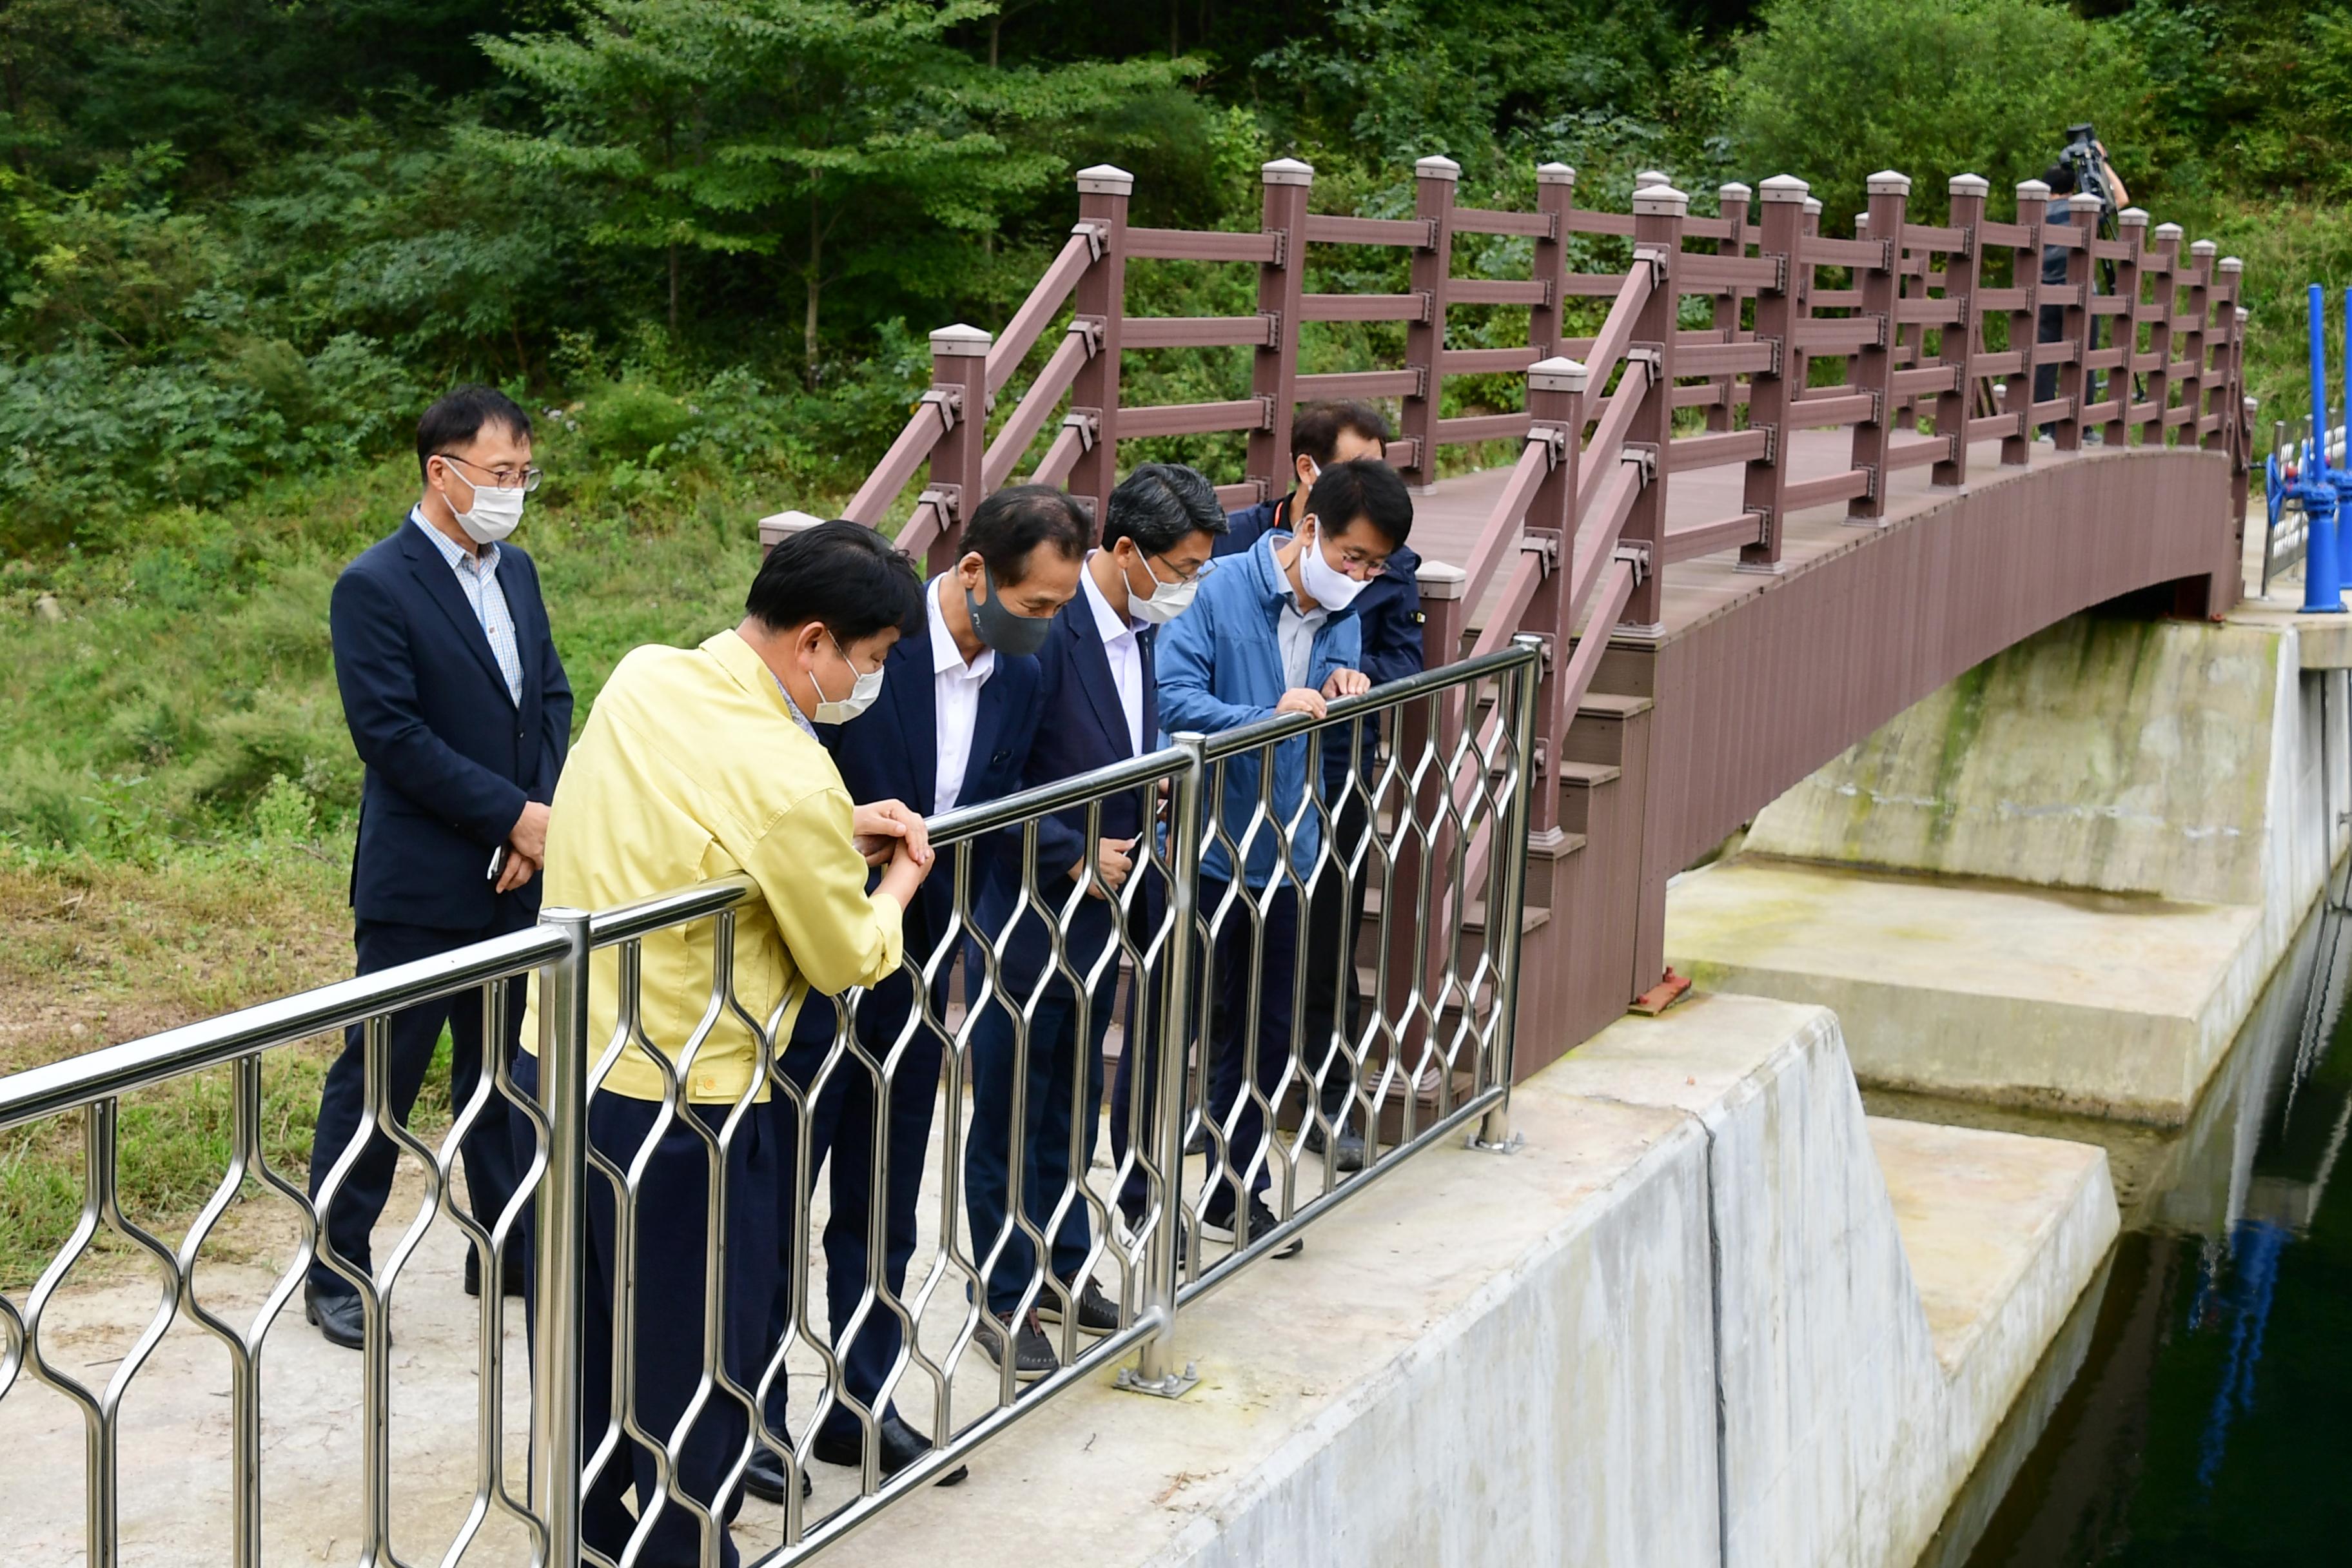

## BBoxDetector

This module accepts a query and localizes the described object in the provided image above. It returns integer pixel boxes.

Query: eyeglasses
[434,452,544,493]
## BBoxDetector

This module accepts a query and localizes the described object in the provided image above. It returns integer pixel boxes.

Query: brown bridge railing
[778,155,2252,1036]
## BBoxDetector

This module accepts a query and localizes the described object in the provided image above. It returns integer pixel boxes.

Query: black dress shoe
[1035,1278,1121,1337]
[303,1281,370,1350]
[742,1442,813,1502]
[1200,1195,1304,1259]
[1302,1122,1369,1173]
[977,1308,1059,1381]
[813,1414,968,1487]
[462,1249,529,1299]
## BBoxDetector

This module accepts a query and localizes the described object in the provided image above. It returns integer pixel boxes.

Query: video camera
[2058,122,2119,233]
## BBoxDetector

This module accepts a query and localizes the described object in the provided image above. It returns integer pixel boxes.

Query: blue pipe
[2308,285,2347,611]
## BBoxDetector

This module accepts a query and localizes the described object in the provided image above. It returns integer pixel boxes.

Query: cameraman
[2034,128,2131,429]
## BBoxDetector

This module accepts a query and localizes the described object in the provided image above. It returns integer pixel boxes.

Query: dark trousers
[1300,794,1372,1123]
[306,913,528,1297]
[509,1052,774,1568]
[764,970,947,1444]
[1113,879,1298,1224]
[2035,302,2104,413]
[963,978,1112,1315]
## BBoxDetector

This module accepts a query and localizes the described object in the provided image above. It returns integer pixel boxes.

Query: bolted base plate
[1467,1130,1527,1155]
[1115,1361,1202,1400]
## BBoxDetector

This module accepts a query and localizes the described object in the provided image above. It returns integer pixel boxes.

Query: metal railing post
[1124,734,1206,1398]
[531,907,592,1565]
[1476,638,1545,1148]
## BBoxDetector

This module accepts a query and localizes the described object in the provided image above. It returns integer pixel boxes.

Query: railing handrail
[0,925,571,1132]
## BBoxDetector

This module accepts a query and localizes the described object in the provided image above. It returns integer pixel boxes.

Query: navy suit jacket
[1222,494,1424,788]
[790,595,1047,1050]
[331,518,571,930]
[985,589,1159,996]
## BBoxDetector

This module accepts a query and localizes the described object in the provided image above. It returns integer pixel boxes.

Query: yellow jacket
[521,629,904,1102]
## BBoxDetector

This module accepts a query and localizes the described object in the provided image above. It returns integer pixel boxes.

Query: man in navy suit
[961,465,1226,1383]
[1216,402,1423,1173]
[745,485,1086,1498]
[306,386,571,1349]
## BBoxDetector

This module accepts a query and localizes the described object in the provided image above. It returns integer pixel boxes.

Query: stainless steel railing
[0,639,1540,1567]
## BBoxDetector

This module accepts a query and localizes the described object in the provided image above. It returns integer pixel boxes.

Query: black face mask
[965,566,1054,657]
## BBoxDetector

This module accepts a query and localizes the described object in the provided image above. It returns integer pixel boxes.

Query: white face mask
[1125,550,1198,625]
[1295,516,1369,612]
[444,460,526,544]
[810,633,883,724]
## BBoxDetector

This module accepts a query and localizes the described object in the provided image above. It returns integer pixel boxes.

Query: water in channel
[1893,866,2352,1567]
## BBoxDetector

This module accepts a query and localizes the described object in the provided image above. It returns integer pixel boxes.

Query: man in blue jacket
[745,485,1084,1498]
[307,386,571,1349]
[1217,402,1424,1172]
[963,464,1226,1384]
[1156,458,1415,1251]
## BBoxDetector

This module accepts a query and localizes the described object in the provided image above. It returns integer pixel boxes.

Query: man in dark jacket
[306,385,572,1349]
[1215,402,1424,1172]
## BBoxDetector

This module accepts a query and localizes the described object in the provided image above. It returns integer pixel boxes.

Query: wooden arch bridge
[778,155,2255,1064]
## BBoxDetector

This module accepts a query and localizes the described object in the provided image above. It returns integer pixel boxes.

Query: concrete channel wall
[834,997,2115,1568]
[1670,616,2349,1123]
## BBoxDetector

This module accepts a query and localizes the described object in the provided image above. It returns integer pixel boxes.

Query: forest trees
[482,0,1191,379]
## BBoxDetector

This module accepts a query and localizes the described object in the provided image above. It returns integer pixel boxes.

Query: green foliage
[1724,0,2152,222]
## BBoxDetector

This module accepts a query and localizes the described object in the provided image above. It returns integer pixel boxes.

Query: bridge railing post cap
[1415,154,1462,182]
[1415,559,1469,600]
[2118,206,2150,227]
[1718,181,1753,203]
[1632,184,1689,217]
[1535,162,1576,186]
[2068,192,2104,215]
[2237,309,2251,324]
[2218,255,2244,273]
[1632,169,1672,189]
[2190,239,2219,257]
[929,323,992,357]
[2015,178,2052,201]
[1948,173,1990,198]
[1528,355,1589,393]
[1866,170,1912,196]
[1075,164,1135,195]
[758,509,827,550]
[2153,220,2184,240]
[1802,197,1823,217]
[1260,157,1314,186]
[1759,174,1810,204]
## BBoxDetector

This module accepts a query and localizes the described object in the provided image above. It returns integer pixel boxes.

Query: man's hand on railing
[1075,836,1137,899]
[1276,687,1329,721]
[1322,669,1371,700]
[854,799,932,868]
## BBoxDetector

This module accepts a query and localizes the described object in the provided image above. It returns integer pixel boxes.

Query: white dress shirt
[409,506,523,705]
[928,574,996,813]
[1277,551,1329,693]
[1081,556,1148,755]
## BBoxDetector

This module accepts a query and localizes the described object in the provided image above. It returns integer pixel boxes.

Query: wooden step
[1362,889,1553,937]
[1556,759,1622,788]
[1575,692,1654,720]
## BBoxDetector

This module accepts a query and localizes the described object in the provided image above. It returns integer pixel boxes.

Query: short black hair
[746,520,923,643]
[2043,161,2077,197]
[417,385,533,476]
[1305,458,1414,549]
[1104,464,1228,556]
[963,484,1090,585]
[1291,400,1392,467]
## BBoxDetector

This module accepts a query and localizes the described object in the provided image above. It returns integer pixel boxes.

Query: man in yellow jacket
[516,520,930,1567]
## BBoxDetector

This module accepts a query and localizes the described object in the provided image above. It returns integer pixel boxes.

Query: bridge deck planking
[1416,427,2092,642]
